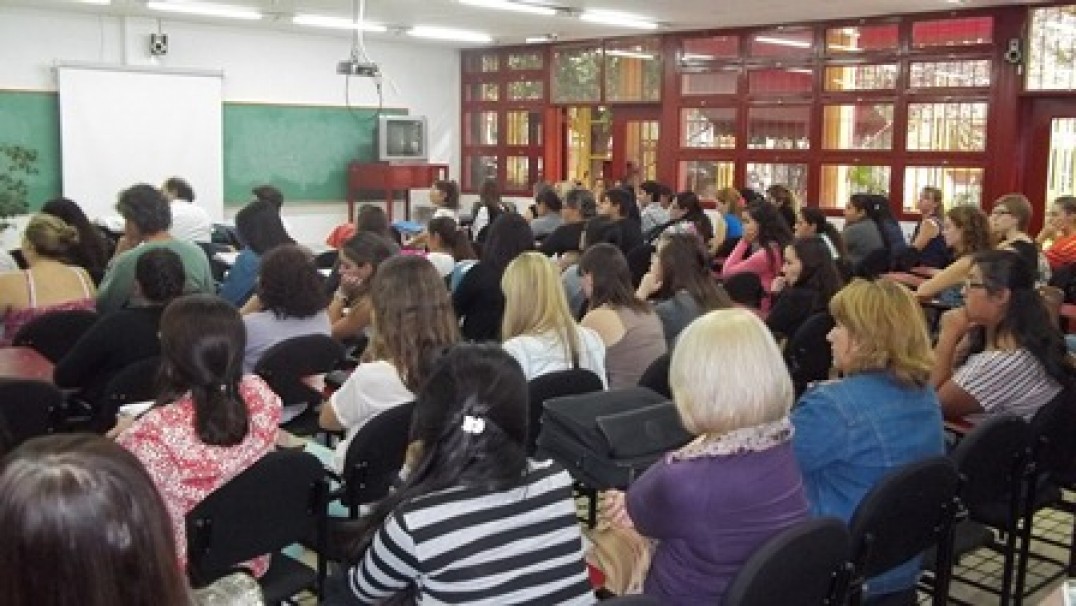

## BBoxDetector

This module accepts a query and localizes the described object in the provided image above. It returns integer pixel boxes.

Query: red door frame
[610,105,663,184]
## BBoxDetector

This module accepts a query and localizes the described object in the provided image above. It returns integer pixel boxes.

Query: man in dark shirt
[541,187,596,260]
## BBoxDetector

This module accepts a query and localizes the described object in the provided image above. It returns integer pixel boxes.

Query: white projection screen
[56,64,223,223]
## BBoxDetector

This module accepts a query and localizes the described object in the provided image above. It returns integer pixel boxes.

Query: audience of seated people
[111,294,281,576]
[218,198,294,307]
[319,255,459,472]
[96,184,214,313]
[53,248,185,430]
[792,278,944,602]
[911,186,952,269]
[767,236,844,341]
[916,205,993,306]
[1038,195,1076,271]
[722,201,793,307]
[238,244,331,373]
[0,213,96,346]
[161,176,212,243]
[597,309,808,602]
[453,213,534,341]
[933,250,1071,422]
[327,231,398,342]
[636,233,733,346]
[500,251,607,384]
[579,243,666,389]
[41,196,111,282]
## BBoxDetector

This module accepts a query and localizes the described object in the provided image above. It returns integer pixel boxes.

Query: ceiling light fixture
[525,34,556,44]
[293,14,387,32]
[459,0,557,16]
[78,0,112,5]
[755,35,811,48]
[605,49,655,60]
[579,9,658,30]
[408,25,493,44]
[145,1,262,20]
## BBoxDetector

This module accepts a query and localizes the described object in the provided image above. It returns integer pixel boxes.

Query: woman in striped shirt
[343,344,595,605]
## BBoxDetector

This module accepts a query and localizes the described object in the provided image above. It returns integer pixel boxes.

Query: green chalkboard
[0,91,63,212]
[223,103,405,205]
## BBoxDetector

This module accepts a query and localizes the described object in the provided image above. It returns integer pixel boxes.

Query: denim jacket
[792,371,944,596]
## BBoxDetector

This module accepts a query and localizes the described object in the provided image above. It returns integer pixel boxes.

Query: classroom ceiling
[4,0,1051,46]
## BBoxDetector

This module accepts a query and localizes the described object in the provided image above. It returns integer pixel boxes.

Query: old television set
[377,114,428,162]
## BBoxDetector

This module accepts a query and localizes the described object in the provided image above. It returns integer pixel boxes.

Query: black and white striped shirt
[349,460,595,605]
[954,348,1062,422]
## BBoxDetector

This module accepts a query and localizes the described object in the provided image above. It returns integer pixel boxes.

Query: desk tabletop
[0,347,54,383]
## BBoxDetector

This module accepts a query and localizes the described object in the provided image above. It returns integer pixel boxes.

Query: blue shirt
[724,212,743,239]
[218,248,260,306]
[792,372,944,596]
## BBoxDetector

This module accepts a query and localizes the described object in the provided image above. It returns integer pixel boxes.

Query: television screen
[379,116,428,161]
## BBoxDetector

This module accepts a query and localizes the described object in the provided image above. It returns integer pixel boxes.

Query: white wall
[0,5,460,246]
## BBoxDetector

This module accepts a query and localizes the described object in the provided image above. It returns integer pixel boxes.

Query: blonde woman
[0,213,96,346]
[599,309,808,603]
[792,278,944,602]
[501,252,607,385]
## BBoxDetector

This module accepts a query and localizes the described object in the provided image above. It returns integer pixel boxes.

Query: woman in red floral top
[113,294,281,575]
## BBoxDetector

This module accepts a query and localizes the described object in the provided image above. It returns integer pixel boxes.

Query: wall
[0,5,460,246]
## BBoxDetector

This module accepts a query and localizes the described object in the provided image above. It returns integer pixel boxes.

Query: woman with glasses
[1036,195,1076,271]
[989,193,1049,281]
[932,249,1070,422]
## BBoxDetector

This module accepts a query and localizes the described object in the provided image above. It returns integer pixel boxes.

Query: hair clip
[462,415,486,435]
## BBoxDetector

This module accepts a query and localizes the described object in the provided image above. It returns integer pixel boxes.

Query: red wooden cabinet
[347,162,449,222]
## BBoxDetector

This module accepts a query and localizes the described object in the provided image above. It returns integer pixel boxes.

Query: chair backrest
[253,334,344,407]
[526,368,605,455]
[601,595,663,605]
[784,312,835,396]
[637,352,672,400]
[342,401,415,509]
[848,456,960,580]
[0,379,62,448]
[186,450,327,585]
[853,248,892,280]
[12,309,99,363]
[1028,388,1076,479]
[99,356,161,427]
[314,249,339,270]
[949,414,1030,520]
[723,517,850,606]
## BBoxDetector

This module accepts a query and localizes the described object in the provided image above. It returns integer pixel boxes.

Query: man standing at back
[162,176,212,242]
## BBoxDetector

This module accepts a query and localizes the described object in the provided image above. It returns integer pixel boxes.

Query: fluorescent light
[459,0,556,16]
[146,1,261,20]
[787,68,814,74]
[606,49,655,60]
[292,14,387,32]
[580,9,658,30]
[828,43,860,52]
[408,25,492,44]
[755,35,811,49]
[681,52,716,62]
[526,35,555,44]
[78,0,112,5]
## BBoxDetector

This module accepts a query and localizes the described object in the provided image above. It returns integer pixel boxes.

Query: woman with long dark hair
[342,344,594,605]
[766,184,798,234]
[41,197,110,280]
[843,194,906,270]
[426,216,476,278]
[218,198,294,306]
[652,190,714,245]
[722,202,793,303]
[471,179,512,241]
[453,213,535,341]
[637,234,733,345]
[328,231,399,341]
[113,294,281,576]
[933,249,1072,421]
[795,206,847,261]
[767,236,844,339]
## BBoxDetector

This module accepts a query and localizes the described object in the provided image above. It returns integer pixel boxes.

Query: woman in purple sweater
[603,308,809,603]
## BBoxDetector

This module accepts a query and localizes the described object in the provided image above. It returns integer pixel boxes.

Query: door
[561,106,661,189]
[1023,98,1076,233]
[611,106,661,188]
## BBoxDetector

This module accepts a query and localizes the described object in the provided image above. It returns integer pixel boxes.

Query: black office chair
[314,249,338,270]
[527,369,604,455]
[254,334,345,438]
[0,378,62,448]
[186,450,328,603]
[637,353,671,400]
[12,309,98,363]
[97,356,160,432]
[853,248,892,280]
[723,517,850,606]
[196,242,233,284]
[784,312,835,398]
[846,456,961,606]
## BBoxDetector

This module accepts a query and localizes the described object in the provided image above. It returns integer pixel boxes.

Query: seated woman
[0,213,96,346]
[841,193,889,270]
[653,190,715,246]
[239,244,331,373]
[41,196,110,282]
[766,183,798,235]
[342,344,595,605]
[579,244,666,389]
[597,187,644,255]
[0,434,192,605]
[636,233,733,346]
[767,236,844,341]
[599,309,808,602]
[320,255,459,471]
[426,216,476,280]
[911,186,952,269]
[989,193,1049,281]
[112,294,281,576]
[453,214,534,341]
[933,250,1070,422]
[792,278,944,601]
[218,198,294,307]
[916,205,992,306]
[328,231,399,342]
[501,251,607,385]
[1038,195,1076,271]
[711,186,743,257]
[722,202,792,303]
[54,248,185,430]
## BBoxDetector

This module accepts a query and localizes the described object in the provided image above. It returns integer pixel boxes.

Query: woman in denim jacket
[792,278,944,601]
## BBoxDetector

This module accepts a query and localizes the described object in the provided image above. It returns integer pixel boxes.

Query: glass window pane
[679,160,736,196]
[912,16,993,48]
[1027,5,1076,91]
[683,35,740,59]
[749,67,814,95]
[465,111,498,146]
[825,24,898,53]
[822,104,895,150]
[465,155,498,190]
[552,44,602,103]
[823,64,898,91]
[465,83,499,102]
[820,165,891,208]
[506,111,542,146]
[681,70,740,95]
[605,38,662,102]
[909,60,991,88]
[1047,118,1076,204]
[903,166,984,212]
[748,106,810,150]
[750,29,815,57]
[746,163,808,203]
[505,157,530,191]
[681,108,737,149]
[507,52,543,70]
[907,102,988,152]
[507,80,544,101]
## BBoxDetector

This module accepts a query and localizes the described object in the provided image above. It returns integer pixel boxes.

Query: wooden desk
[347,162,449,223]
[0,347,54,383]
